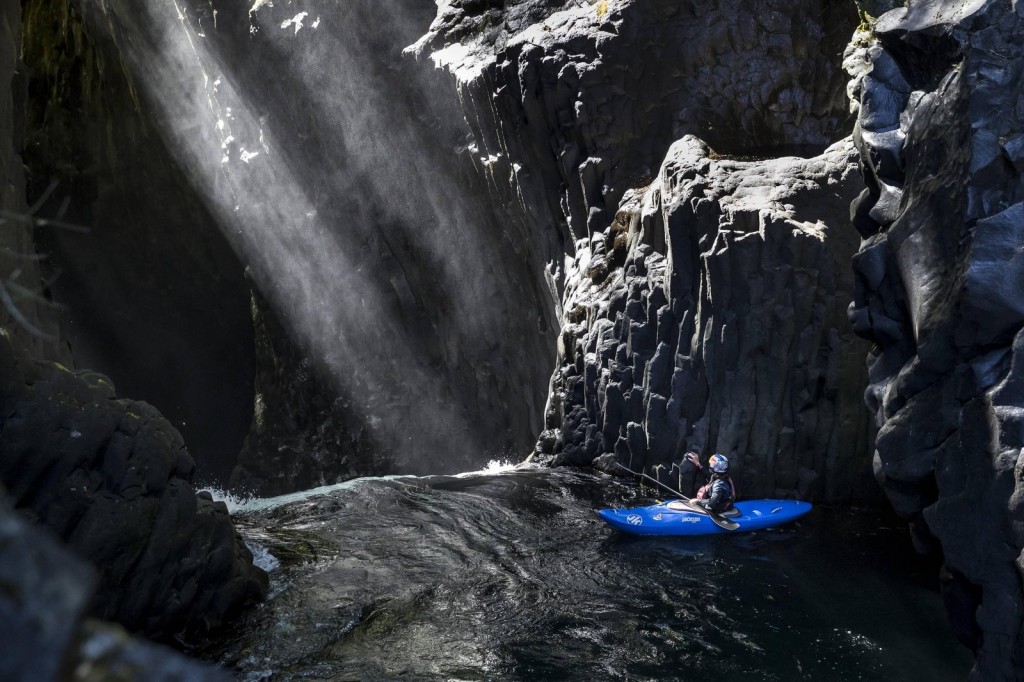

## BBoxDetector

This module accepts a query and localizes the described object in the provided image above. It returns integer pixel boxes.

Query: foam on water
[452,458,533,478]
[203,459,535,516]
[245,540,280,573]
[202,476,406,514]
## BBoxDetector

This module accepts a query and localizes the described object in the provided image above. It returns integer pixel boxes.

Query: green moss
[857,8,877,33]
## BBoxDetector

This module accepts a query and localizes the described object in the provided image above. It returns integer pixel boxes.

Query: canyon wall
[19,0,255,485]
[2,6,263,670]
[848,1,1024,676]
[414,0,879,501]
[46,0,559,495]
[538,137,877,501]
[0,0,65,361]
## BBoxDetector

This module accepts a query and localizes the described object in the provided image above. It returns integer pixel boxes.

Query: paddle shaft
[615,463,739,531]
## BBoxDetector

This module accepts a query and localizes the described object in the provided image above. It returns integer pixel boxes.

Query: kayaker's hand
[685,452,701,468]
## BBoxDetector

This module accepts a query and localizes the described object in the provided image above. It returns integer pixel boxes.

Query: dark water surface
[203,467,972,681]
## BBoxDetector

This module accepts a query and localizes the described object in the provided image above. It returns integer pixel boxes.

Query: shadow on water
[202,468,973,681]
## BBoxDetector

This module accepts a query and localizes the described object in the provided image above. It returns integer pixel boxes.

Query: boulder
[0,485,228,681]
[0,329,267,642]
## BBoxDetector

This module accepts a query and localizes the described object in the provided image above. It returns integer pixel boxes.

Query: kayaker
[683,451,736,514]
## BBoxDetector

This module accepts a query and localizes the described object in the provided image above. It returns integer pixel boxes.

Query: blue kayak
[597,499,812,536]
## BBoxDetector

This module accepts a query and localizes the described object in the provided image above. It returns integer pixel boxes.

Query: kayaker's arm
[683,451,711,496]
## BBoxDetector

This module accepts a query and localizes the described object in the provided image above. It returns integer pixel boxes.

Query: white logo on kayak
[680,517,700,523]
[653,513,663,521]
[627,514,643,526]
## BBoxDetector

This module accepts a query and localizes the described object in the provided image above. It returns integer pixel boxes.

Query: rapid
[200,466,971,681]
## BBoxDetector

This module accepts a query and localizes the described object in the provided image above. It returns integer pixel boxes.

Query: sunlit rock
[412,0,859,244]
[415,0,873,501]
[536,136,877,502]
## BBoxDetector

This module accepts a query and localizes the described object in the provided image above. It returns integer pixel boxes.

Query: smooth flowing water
[202,467,972,681]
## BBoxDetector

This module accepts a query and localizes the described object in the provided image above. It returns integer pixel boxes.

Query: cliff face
[539,137,877,501]
[19,0,255,485]
[414,0,878,501]
[2,4,264,673]
[0,0,65,361]
[48,0,559,494]
[848,1,1024,675]
[412,0,858,249]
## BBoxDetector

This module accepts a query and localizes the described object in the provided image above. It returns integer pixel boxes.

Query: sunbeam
[94,0,506,472]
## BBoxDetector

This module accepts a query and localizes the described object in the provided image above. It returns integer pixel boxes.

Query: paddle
[615,463,740,531]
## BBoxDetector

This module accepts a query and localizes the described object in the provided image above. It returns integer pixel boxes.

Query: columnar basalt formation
[0,331,268,643]
[415,0,876,501]
[412,0,859,250]
[537,137,877,501]
[847,1,1024,676]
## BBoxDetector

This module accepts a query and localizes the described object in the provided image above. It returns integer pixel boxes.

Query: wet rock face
[0,0,66,361]
[537,137,877,502]
[0,330,267,643]
[18,0,255,485]
[847,2,1024,676]
[230,291,386,496]
[413,0,859,244]
[0,488,229,682]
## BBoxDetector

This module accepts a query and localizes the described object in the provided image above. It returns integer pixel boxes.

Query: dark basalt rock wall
[230,290,388,495]
[0,488,229,682]
[0,0,66,362]
[414,0,877,501]
[0,330,267,643]
[847,1,1024,676]
[538,137,878,501]
[18,0,255,485]
[45,0,560,493]
[412,0,859,247]
[2,5,261,674]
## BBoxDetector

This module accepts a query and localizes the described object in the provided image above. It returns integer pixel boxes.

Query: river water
[201,466,972,681]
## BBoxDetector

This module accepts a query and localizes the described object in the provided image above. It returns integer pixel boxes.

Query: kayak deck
[597,499,812,536]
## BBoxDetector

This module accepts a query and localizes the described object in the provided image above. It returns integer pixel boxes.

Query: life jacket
[697,475,735,512]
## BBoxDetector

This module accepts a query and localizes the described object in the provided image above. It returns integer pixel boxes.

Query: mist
[77,0,554,475]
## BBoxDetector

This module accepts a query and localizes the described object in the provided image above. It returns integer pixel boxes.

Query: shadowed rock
[0,487,229,681]
[0,329,267,643]
[18,0,255,485]
[0,0,67,362]
[847,1,1024,676]
[413,0,874,501]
